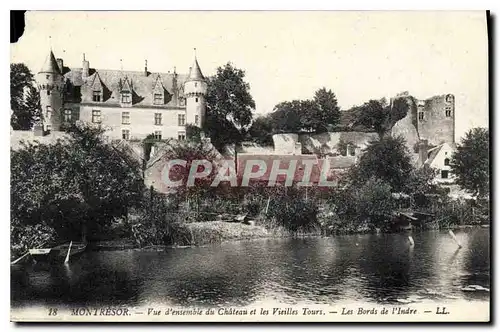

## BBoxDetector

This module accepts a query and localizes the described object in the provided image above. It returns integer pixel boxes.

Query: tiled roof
[424,144,444,166]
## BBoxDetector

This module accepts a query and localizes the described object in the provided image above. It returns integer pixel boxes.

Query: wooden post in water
[448,230,462,249]
[265,196,271,215]
[64,241,73,264]
[408,236,415,247]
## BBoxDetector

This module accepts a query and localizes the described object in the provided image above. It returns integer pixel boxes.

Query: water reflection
[11,229,490,307]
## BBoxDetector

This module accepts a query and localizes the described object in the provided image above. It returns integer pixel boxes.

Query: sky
[10,11,489,141]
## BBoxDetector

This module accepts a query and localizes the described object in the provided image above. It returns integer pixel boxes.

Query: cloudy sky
[11,11,488,141]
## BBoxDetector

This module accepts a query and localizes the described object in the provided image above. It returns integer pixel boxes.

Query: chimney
[82,53,89,79]
[418,139,428,167]
[144,59,148,77]
[56,58,64,73]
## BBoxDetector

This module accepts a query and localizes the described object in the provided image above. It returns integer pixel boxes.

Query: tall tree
[348,135,413,193]
[311,87,341,132]
[354,97,410,138]
[204,63,256,151]
[11,123,144,242]
[450,127,490,198]
[247,115,274,146]
[10,63,38,130]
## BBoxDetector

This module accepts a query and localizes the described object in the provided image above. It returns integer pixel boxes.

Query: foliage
[10,221,56,258]
[347,135,413,193]
[352,178,394,228]
[186,124,203,143]
[10,123,144,242]
[267,187,320,233]
[450,127,489,198]
[353,97,410,138]
[10,63,39,130]
[128,191,177,246]
[247,115,274,146]
[204,62,256,151]
[162,140,221,198]
[311,87,341,132]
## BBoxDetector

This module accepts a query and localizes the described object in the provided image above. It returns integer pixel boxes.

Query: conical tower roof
[39,50,60,75]
[187,57,205,81]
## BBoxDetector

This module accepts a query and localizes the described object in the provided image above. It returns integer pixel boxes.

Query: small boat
[29,242,87,263]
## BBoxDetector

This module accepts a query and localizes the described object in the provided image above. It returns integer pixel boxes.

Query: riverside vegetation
[10,63,489,257]
[11,123,489,257]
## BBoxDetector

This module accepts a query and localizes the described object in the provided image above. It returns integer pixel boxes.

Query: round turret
[184,54,207,128]
[37,50,64,132]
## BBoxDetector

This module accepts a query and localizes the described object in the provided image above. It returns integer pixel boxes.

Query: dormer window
[93,90,102,102]
[121,91,132,104]
[153,93,163,105]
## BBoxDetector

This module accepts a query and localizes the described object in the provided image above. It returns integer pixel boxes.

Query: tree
[353,177,394,228]
[353,97,410,138]
[348,135,413,193]
[263,88,341,135]
[247,115,274,146]
[270,100,306,133]
[11,123,144,242]
[311,87,341,132]
[204,63,256,151]
[450,127,489,198]
[10,63,38,130]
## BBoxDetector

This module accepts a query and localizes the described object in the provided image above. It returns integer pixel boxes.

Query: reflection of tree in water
[357,234,425,302]
[461,229,490,301]
[11,251,143,307]
[269,237,356,303]
[139,243,266,307]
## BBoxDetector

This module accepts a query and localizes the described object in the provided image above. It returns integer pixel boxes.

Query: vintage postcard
[10,11,490,322]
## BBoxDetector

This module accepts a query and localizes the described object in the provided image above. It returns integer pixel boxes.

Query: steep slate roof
[187,58,205,81]
[39,50,61,74]
[64,68,189,107]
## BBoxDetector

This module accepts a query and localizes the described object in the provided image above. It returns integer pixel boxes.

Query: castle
[34,49,207,141]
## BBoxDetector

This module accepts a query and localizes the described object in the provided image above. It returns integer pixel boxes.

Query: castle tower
[417,94,455,146]
[37,49,64,132]
[183,50,207,128]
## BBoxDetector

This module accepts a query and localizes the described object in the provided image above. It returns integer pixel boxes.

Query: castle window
[445,106,452,117]
[46,75,50,80]
[93,90,101,102]
[47,90,51,96]
[179,98,185,106]
[63,109,72,122]
[154,113,162,125]
[46,124,51,132]
[195,115,199,125]
[121,92,132,104]
[154,93,163,105]
[122,112,130,124]
[441,170,449,179]
[195,82,198,87]
[178,114,186,126]
[349,146,356,156]
[195,97,199,103]
[122,129,130,140]
[444,158,450,166]
[178,131,186,141]
[154,131,162,140]
[418,112,424,120]
[92,109,101,123]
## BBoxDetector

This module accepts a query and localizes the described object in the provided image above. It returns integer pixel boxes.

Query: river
[11,228,490,308]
